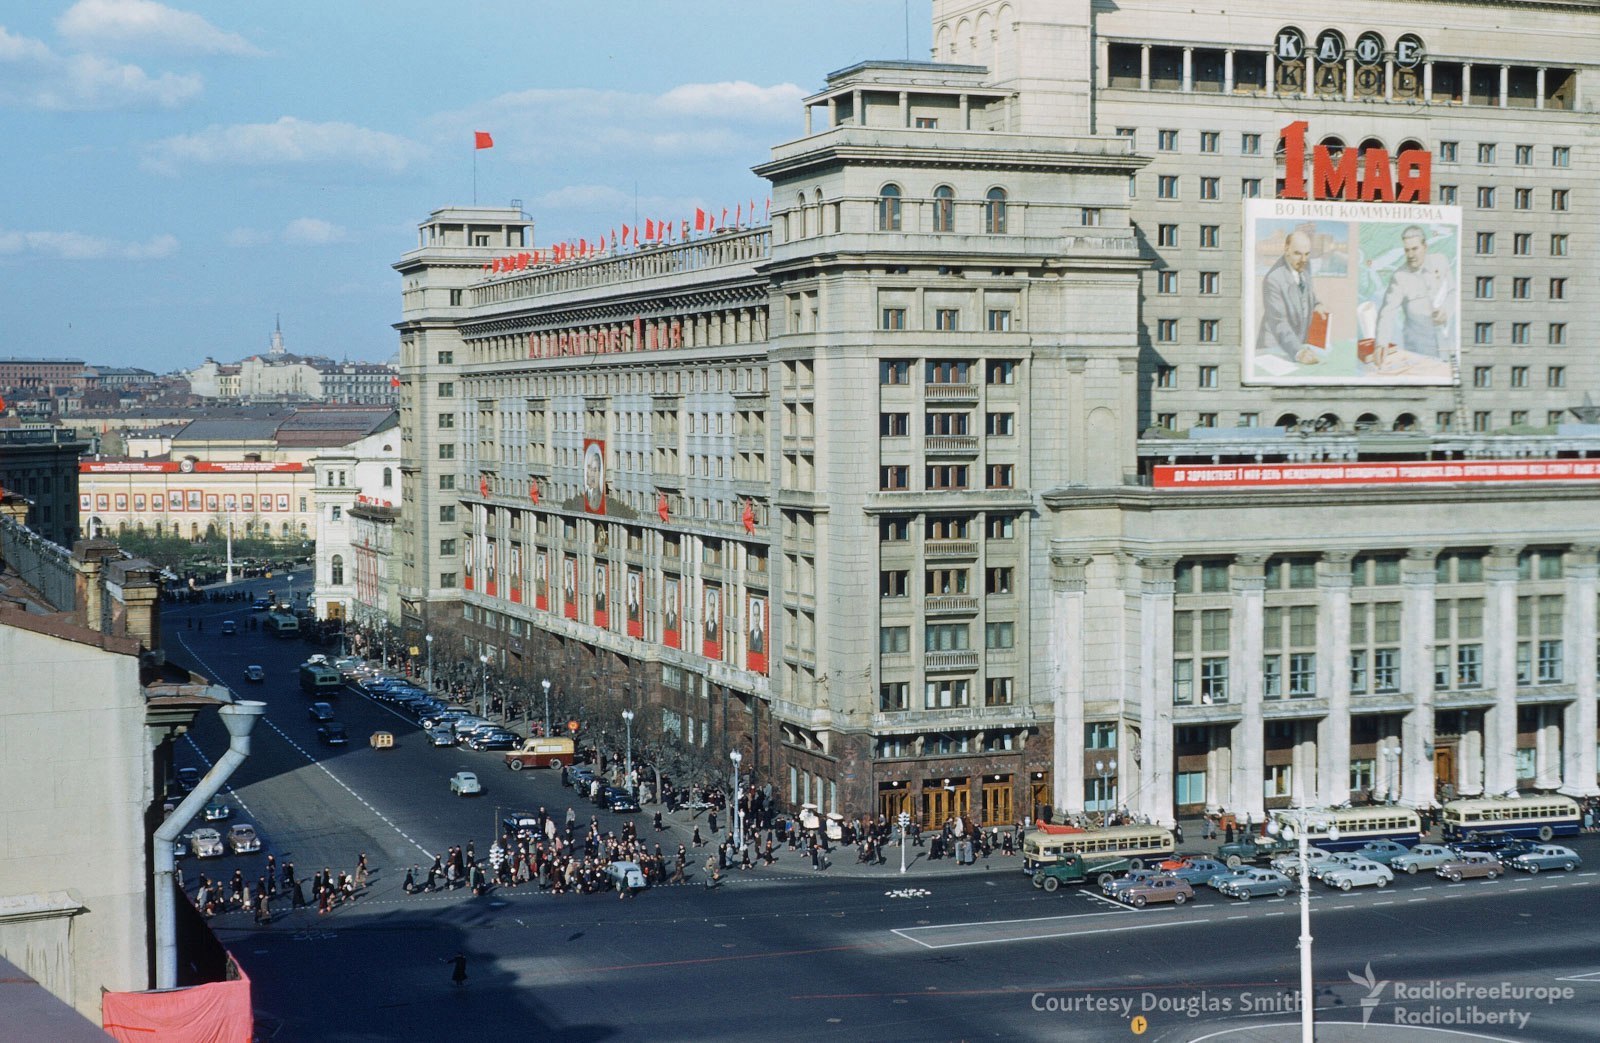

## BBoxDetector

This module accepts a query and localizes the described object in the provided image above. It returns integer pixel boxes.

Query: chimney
[70,538,121,633]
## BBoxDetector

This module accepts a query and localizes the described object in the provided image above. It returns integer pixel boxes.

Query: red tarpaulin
[102,966,252,1043]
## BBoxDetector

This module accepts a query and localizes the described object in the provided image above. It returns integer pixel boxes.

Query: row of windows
[1473,232,1569,257]
[1149,175,1263,200]
[880,308,1014,332]
[880,566,1015,597]
[1473,276,1569,300]
[1171,549,1564,591]
[880,411,1015,436]
[1443,185,1570,210]
[1439,142,1572,167]
[879,677,1016,711]
[1471,365,1569,388]
[880,360,1016,384]
[878,184,1008,233]
[879,621,1017,654]
[1151,409,1576,434]
[880,513,1016,542]
[879,464,1016,490]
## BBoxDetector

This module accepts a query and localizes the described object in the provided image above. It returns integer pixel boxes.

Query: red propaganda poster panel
[582,438,606,514]
[702,583,722,661]
[509,544,522,604]
[626,568,643,638]
[485,538,498,598]
[463,537,474,591]
[1153,458,1600,489]
[593,562,610,628]
[534,550,549,611]
[562,556,578,620]
[663,576,681,649]
[746,593,768,674]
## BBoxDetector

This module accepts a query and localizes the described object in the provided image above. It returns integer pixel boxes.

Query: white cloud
[656,81,805,121]
[57,0,260,56]
[142,116,419,175]
[0,24,200,110]
[227,218,351,247]
[0,227,177,260]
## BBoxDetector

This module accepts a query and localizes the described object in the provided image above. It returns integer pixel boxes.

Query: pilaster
[1400,547,1440,807]
[1561,545,1599,796]
[1050,553,1092,816]
[1135,555,1177,826]
[1229,553,1267,821]
[1483,545,1521,795]
[1316,551,1355,805]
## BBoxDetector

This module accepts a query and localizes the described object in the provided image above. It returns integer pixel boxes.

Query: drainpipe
[153,700,265,989]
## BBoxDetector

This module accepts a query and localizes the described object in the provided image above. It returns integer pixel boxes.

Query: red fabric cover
[102,967,252,1043]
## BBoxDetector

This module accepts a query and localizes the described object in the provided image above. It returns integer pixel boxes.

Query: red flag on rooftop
[644,218,656,240]
[474,131,494,149]
[720,207,728,228]
[694,208,707,231]
[389,376,400,388]
[735,203,742,226]
[742,499,756,534]
[529,479,540,505]
[621,224,631,245]
[657,493,670,523]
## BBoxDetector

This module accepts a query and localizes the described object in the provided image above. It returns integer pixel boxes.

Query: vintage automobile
[227,823,261,854]
[1351,839,1412,866]
[1504,845,1581,874]
[1118,875,1195,908]
[1435,851,1505,881]
[1270,846,1336,877]
[369,730,395,750]
[450,771,483,797]
[190,828,225,858]
[1321,858,1394,891]
[1389,843,1458,875]
[202,799,232,822]
[604,860,649,893]
[1213,868,1293,900]
[244,665,266,683]
[1157,856,1231,888]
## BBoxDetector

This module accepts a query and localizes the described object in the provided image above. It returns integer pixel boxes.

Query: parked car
[1452,832,1540,859]
[426,725,457,747]
[308,702,336,722]
[1157,856,1231,888]
[227,823,261,854]
[1352,840,1412,866]
[244,665,266,683]
[220,620,238,636]
[1435,851,1505,881]
[1271,847,1335,877]
[190,828,225,858]
[604,860,649,893]
[1213,867,1293,900]
[450,771,483,796]
[316,723,349,746]
[465,732,519,752]
[202,799,232,822]
[1504,845,1581,874]
[251,597,270,611]
[1321,859,1394,891]
[1390,843,1458,875]
[1309,851,1367,882]
[175,767,200,794]
[332,656,365,676]
[1119,875,1195,908]
[1216,835,1298,869]
[421,711,472,730]
[1102,869,1163,899]
[601,787,641,812]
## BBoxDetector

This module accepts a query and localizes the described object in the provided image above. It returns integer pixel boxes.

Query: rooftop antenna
[905,0,910,59]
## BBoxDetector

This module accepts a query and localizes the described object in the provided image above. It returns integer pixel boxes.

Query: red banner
[562,556,578,620]
[702,584,722,661]
[81,460,303,473]
[626,568,643,638]
[509,545,522,604]
[593,562,610,629]
[1154,458,1600,489]
[534,550,548,611]
[663,576,681,649]
[746,592,768,675]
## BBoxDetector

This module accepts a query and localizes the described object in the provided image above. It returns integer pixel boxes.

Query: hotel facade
[394,0,1599,827]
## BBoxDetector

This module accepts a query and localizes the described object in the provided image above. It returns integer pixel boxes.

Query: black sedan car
[600,787,640,813]
[464,731,519,751]
[316,723,349,746]
[308,701,336,722]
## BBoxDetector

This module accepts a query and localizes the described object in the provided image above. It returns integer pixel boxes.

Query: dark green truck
[1215,835,1297,868]
[1030,852,1137,891]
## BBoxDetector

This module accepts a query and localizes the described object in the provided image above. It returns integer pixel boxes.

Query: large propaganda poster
[746,593,768,675]
[562,555,578,620]
[534,550,549,611]
[485,538,498,598]
[509,544,522,604]
[593,562,610,629]
[1243,198,1459,386]
[626,569,643,639]
[582,438,606,514]
[663,576,681,649]
[463,537,474,591]
[702,583,722,661]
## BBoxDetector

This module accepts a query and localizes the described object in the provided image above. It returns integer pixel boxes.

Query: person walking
[445,952,468,988]
[704,853,718,889]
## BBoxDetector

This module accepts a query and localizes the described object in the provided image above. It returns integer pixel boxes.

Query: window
[1550,278,1567,300]
[1511,410,1528,427]
[934,308,960,331]
[1476,186,1496,208]
[1548,367,1566,388]
[437,350,454,364]
[1552,189,1569,211]
[932,185,954,231]
[438,413,455,428]
[927,359,971,384]
[1473,323,1493,346]
[924,679,969,709]
[1513,277,1530,300]
[1514,232,1532,255]
[1241,133,1261,155]
[1475,276,1494,299]
[1086,722,1117,749]
[1197,365,1218,388]
[1115,127,1136,141]
[985,464,1013,489]
[382,467,393,487]
[1081,207,1102,226]
[439,474,455,490]
[880,359,910,384]
[985,513,1015,539]
[1200,131,1219,153]
[985,621,1015,649]
[1439,141,1458,162]
[1473,412,1490,433]
[1195,413,1217,428]
[439,572,457,588]
[1241,178,1261,198]
[1158,224,1178,247]
[879,626,910,654]
[925,624,970,651]
[986,566,1013,594]
[1553,146,1570,167]
[925,465,968,489]
[1200,176,1219,200]
[1473,366,1492,389]
[1198,271,1219,294]
[1239,412,1259,428]
[985,411,1015,435]
[881,307,907,330]
[438,443,455,459]
[1477,142,1496,164]
[986,360,1016,385]
[986,309,1013,332]
[1157,412,1177,429]
[438,381,454,397]
[915,116,938,129]
[1156,318,1178,342]
[1550,323,1567,346]
[877,184,902,230]
[1158,129,1178,150]
[1157,271,1178,294]
[1475,231,1495,255]
[879,412,909,437]
[1514,187,1532,210]
[1438,186,1457,204]
[985,677,1013,706]
[879,683,909,711]
[1551,234,1568,257]
[1515,144,1533,165]
[439,538,457,556]
[880,517,910,541]
[925,412,969,436]
[984,188,1008,233]
[1199,225,1219,248]
[1158,175,1178,199]
[1156,366,1176,389]
[439,505,456,522]
[1512,323,1530,345]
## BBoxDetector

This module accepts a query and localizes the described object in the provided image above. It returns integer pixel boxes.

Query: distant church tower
[268,315,286,356]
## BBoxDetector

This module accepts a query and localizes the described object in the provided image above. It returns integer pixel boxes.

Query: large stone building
[394,0,1600,827]
[311,415,402,623]
[0,426,89,547]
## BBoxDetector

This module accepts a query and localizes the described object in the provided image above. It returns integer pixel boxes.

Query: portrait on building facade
[663,575,681,648]
[593,562,609,621]
[1243,198,1459,386]
[535,550,549,609]
[563,556,576,607]
[582,438,606,514]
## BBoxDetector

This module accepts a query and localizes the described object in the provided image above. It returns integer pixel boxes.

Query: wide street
[166,587,1600,1042]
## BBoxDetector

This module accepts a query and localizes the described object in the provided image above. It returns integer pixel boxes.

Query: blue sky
[1,1,928,372]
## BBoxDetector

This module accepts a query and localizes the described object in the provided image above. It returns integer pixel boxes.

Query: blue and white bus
[1266,805,1423,852]
[1440,795,1581,842]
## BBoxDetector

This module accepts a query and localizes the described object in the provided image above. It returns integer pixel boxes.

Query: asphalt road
[165,587,1600,1043]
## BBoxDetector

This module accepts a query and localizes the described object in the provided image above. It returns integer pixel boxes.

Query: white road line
[1371,901,1395,906]
[891,916,1212,951]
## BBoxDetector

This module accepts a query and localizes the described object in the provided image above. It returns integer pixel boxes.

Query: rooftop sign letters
[1274,27,1424,98]
[1278,120,1431,204]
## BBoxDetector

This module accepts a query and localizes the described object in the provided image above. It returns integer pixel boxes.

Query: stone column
[1499,65,1509,108]
[1462,63,1473,104]
[1223,49,1234,93]
[1400,548,1440,807]
[1424,62,1433,102]
[851,89,863,126]
[1136,556,1178,826]
[958,93,969,129]
[1459,718,1484,796]
[1536,68,1546,110]
[1385,59,1394,101]
[1050,554,1092,816]
[898,90,909,128]
[1535,706,1561,789]
[1482,546,1521,794]
[1182,48,1193,92]
[1230,554,1268,821]
[1345,56,1355,102]
[1561,545,1599,795]
[1317,552,1355,805]
[1139,45,1150,91]
[1265,53,1276,98]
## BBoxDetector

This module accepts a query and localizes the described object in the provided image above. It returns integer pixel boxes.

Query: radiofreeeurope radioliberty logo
[1349,963,1574,1032]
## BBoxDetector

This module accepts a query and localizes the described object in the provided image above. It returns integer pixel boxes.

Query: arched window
[877,184,902,231]
[331,554,345,586]
[814,188,825,233]
[796,193,807,237]
[383,466,393,487]
[1393,413,1418,432]
[281,522,291,538]
[1275,413,1300,429]
[933,185,955,232]
[984,187,1008,233]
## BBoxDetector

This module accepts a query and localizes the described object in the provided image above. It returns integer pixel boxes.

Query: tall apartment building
[396,0,1600,827]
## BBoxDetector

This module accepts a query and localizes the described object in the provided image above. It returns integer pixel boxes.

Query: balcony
[924,649,980,672]
[925,383,979,403]
[925,595,979,615]
[925,539,979,560]
[925,435,979,456]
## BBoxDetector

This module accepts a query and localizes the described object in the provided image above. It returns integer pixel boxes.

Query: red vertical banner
[485,538,498,598]
[663,576,681,649]
[702,583,722,661]
[562,556,578,620]
[626,568,643,638]
[463,537,474,591]
[593,562,610,629]
[534,550,549,611]
[509,544,522,604]
[746,592,768,674]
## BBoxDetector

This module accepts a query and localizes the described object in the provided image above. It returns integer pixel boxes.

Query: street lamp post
[622,709,635,793]
[541,679,551,738]
[1094,758,1118,822]
[730,750,743,843]
[1382,744,1401,804]
[479,653,489,719]
[1267,805,1340,1043]
[425,634,434,692]
[898,810,910,874]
